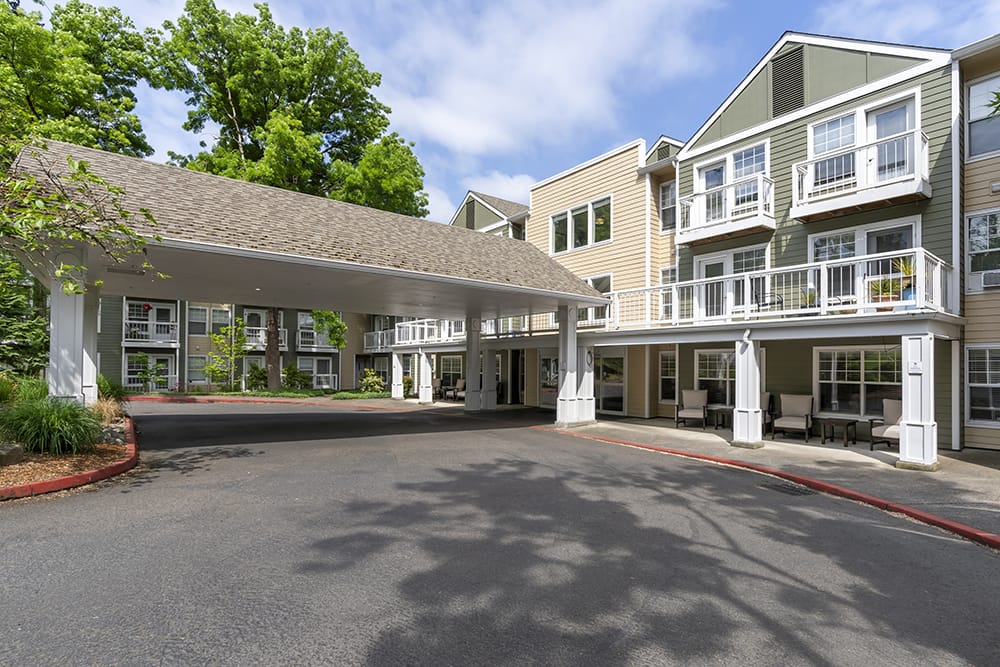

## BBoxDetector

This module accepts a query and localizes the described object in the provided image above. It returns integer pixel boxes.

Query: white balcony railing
[312,373,339,390]
[298,329,339,350]
[792,130,930,218]
[124,374,178,392]
[244,327,287,350]
[608,248,952,329]
[679,173,775,243]
[363,329,397,352]
[123,320,179,345]
[395,319,466,346]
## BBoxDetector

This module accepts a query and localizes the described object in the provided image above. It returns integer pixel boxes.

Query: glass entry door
[595,350,625,414]
[697,256,727,318]
[868,101,913,183]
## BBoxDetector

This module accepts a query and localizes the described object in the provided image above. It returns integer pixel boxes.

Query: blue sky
[67,0,1000,222]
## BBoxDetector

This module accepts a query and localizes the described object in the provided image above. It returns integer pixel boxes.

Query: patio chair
[761,391,775,435]
[451,378,466,401]
[675,389,708,430]
[869,398,902,450]
[773,394,813,442]
[432,377,442,399]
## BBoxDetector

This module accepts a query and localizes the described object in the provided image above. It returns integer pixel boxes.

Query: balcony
[244,327,288,351]
[363,329,396,352]
[395,319,466,346]
[298,329,340,351]
[791,130,931,222]
[124,374,178,392]
[678,174,775,245]
[608,248,952,329]
[122,320,180,347]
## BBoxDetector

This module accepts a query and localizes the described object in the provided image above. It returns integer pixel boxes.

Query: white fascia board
[644,135,686,162]
[154,237,610,307]
[468,192,521,222]
[678,33,950,162]
[447,191,475,227]
[532,139,645,191]
[953,32,1000,59]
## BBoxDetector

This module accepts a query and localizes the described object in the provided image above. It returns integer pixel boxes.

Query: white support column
[464,318,482,411]
[898,334,939,470]
[417,349,433,404]
[576,345,596,423]
[82,289,100,404]
[555,305,580,426]
[732,336,763,448]
[481,344,497,411]
[48,281,86,402]
[390,350,404,399]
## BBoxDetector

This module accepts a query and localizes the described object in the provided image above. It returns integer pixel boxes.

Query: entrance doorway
[595,348,625,415]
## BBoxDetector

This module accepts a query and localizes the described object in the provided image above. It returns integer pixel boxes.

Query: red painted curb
[538,425,1000,552]
[128,395,413,412]
[0,418,139,501]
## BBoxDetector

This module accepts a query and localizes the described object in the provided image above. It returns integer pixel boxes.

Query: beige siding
[965,156,1000,212]
[964,295,1000,339]
[964,426,1000,450]
[339,311,369,388]
[625,345,647,418]
[527,143,649,290]
[524,348,539,406]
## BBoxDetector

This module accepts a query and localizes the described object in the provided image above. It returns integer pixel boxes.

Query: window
[188,355,207,384]
[659,350,676,403]
[188,307,208,335]
[817,348,901,416]
[440,355,462,388]
[211,307,230,335]
[298,312,315,330]
[660,266,677,319]
[968,347,1000,423]
[812,113,856,190]
[695,143,767,223]
[580,275,611,323]
[732,144,766,209]
[810,219,917,300]
[374,356,389,382]
[696,350,736,406]
[126,302,146,321]
[550,196,611,253]
[968,74,1000,158]
[660,182,676,232]
[969,211,1000,272]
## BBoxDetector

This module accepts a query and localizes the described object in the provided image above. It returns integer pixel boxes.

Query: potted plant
[893,256,916,304]
[800,287,819,314]
[869,277,896,311]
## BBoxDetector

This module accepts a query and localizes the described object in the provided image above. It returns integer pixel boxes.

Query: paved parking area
[2,402,998,665]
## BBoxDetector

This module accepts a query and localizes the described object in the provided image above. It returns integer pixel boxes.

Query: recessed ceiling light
[254,287,261,291]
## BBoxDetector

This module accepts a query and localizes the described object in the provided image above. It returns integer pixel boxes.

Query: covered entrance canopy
[13,141,606,424]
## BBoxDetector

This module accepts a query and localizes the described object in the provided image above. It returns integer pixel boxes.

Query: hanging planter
[142,303,153,312]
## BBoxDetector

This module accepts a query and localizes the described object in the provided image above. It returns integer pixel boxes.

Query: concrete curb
[128,395,414,412]
[0,418,139,501]
[538,425,1000,552]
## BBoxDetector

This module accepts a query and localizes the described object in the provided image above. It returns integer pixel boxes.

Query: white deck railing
[608,248,951,329]
[124,374,178,391]
[679,173,774,234]
[793,130,929,206]
[363,329,397,352]
[123,320,179,344]
[298,329,339,350]
[244,327,287,349]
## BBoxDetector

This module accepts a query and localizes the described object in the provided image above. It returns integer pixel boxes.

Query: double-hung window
[968,74,1000,158]
[969,210,1000,273]
[660,266,677,320]
[968,347,1000,423]
[440,355,462,388]
[188,355,208,384]
[188,307,208,336]
[816,348,901,416]
[812,113,856,193]
[695,142,767,225]
[732,144,766,212]
[550,196,611,253]
[211,307,230,335]
[659,350,677,403]
[660,182,676,232]
[695,350,736,406]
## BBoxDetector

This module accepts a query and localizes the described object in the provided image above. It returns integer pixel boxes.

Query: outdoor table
[815,417,858,447]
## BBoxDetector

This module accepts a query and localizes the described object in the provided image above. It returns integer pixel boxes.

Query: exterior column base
[730,440,765,450]
[391,383,404,399]
[894,459,941,472]
[480,389,497,411]
[732,408,763,444]
[464,389,483,412]
[418,386,433,404]
[554,419,598,429]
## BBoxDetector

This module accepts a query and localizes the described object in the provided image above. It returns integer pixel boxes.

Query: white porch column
[417,349,433,404]
[576,345,596,423]
[898,334,939,470]
[48,282,86,402]
[390,350,404,399]
[82,288,99,404]
[555,305,580,426]
[481,344,497,411]
[464,317,483,411]
[732,337,763,448]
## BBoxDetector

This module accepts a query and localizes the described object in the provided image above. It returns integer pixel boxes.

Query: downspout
[644,172,651,288]
[950,58,962,451]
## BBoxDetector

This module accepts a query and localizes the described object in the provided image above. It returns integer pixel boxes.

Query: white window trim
[549,192,615,255]
[210,306,231,335]
[806,215,921,263]
[659,264,677,285]
[187,354,209,385]
[659,180,677,234]
[580,273,612,324]
[965,72,1000,163]
[805,87,922,161]
[966,343,1000,429]
[691,138,771,195]
[658,347,678,404]
[812,345,903,420]
[966,206,1000,291]
[694,348,737,407]
[694,243,771,276]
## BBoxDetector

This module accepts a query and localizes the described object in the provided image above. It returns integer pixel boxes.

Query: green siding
[471,200,502,231]
[935,338,953,449]
[808,47,867,102]
[97,296,123,382]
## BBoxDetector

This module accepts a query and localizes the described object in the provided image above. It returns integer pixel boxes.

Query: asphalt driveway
[2,401,997,665]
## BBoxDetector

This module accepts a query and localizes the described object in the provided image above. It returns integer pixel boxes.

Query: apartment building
[97,297,354,391]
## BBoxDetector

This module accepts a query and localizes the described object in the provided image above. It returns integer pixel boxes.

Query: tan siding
[934,338,953,449]
[340,311,369,388]
[965,156,1000,212]
[524,348,539,406]
[964,426,1000,450]
[625,345,647,417]
[528,144,648,290]
[964,294,1000,339]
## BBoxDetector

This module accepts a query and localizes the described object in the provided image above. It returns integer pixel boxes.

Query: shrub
[14,377,48,402]
[402,375,413,397]
[0,398,101,455]
[359,368,385,393]
[0,373,17,404]
[247,365,268,391]
[97,374,128,403]
[282,365,312,390]
[90,397,124,425]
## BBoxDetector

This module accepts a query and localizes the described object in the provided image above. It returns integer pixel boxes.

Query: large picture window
[969,74,1000,158]
[967,347,1000,423]
[816,348,901,416]
[695,350,736,406]
[440,355,462,388]
[550,196,611,253]
[969,211,1000,273]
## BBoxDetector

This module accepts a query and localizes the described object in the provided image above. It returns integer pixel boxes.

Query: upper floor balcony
[791,130,932,222]
[245,327,288,351]
[122,320,180,347]
[608,248,952,329]
[677,174,775,245]
[395,319,466,346]
[363,329,396,352]
[298,328,340,352]
[392,315,559,347]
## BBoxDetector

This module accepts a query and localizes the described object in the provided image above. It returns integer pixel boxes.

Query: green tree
[328,133,429,217]
[131,351,167,392]
[204,316,247,391]
[0,252,48,374]
[311,310,348,349]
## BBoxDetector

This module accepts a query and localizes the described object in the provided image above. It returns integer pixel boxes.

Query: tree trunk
[265,307,281,389]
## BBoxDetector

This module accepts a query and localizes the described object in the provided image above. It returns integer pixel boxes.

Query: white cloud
[424,184,457,224]
[813,0,1000,48]
[461,172,534,206]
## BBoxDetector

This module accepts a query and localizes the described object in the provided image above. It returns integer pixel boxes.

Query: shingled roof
[470,191,529,219]
[15,141,601,302]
